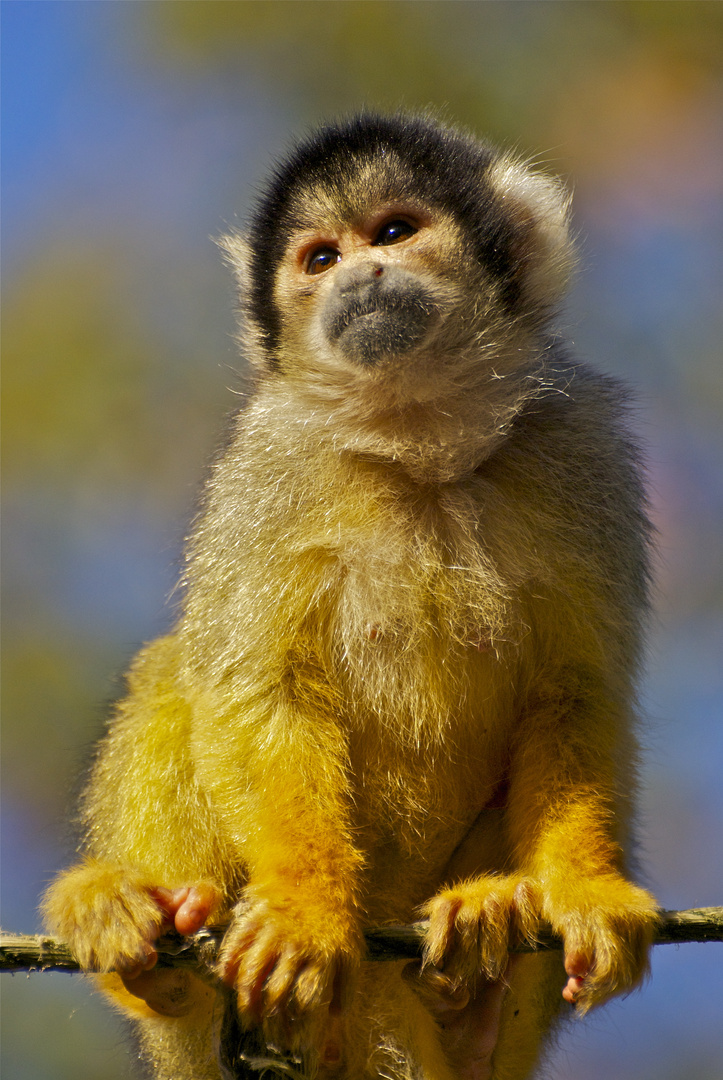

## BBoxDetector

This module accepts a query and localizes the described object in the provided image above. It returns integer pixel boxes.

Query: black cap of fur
[246,114,523,359]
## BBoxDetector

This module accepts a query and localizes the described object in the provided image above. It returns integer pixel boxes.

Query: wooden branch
[2,908,721,975]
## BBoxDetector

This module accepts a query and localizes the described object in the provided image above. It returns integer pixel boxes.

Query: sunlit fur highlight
[44,113,658,1080]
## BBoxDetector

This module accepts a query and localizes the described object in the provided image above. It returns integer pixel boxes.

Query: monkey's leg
[402,953,563,1080]
[487,953,565,1080]
[43,637,233,975]
[134,1004,224,1080]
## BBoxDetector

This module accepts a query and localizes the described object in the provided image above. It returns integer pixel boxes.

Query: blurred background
[2,3,722,1078]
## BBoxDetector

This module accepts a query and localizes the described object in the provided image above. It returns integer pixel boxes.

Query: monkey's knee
[97,969,218,1022]
[120,967,216,1018]
[403,962,510,1080]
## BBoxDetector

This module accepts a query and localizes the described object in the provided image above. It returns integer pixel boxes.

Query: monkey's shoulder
[483,364,650,541]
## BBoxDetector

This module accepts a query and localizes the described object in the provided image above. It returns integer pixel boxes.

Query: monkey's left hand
[218,882,363,1051]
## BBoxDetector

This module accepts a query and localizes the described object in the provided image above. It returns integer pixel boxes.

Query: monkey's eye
[305,246,341,275]
[372,219,418,247]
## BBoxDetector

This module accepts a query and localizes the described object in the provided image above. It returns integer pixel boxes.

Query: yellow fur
[43,114,658,1079]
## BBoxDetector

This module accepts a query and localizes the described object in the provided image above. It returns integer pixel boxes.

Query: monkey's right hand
[217,882,363,1044]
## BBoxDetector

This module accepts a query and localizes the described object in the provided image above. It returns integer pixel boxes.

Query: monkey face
[224,114,575,422]
[273,199,468,370]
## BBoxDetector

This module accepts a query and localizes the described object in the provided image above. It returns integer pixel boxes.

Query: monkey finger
[457,901,509,980]
[175,884,221,935]
[319,997,346,1070]
[145,883,218,936]
[148,887,190,930]
[562,946,593,1007]
[564,948,591,982]
[562,975,586,1005]
[219,922,270,1006]
[510,879,542,943]
[236,946,283,1024]
[218,919,263,986]
[263,946,308,1015]
[422,895,463,968]
[329,960,354,1015]
[292,956,334,1014]
[115,942,158,976]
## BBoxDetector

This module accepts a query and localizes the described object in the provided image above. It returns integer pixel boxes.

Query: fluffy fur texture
[44,113,658,1080]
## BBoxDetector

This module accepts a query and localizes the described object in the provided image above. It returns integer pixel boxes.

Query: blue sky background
[2,4,722,1079]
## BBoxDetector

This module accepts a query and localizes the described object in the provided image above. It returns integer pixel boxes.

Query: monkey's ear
[217,229,254,289]
[488,157,576,312]
[217,230,269,370]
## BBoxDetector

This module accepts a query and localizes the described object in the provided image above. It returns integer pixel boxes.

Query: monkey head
[220,114,576,473]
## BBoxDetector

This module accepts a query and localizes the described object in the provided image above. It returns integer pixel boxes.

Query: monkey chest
[334,513,516,666]
[331,513,521,742]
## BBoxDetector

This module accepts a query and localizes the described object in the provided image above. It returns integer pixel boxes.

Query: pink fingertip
[562,975,586,1004]
[175,888,216,934]
[564,952,591,979]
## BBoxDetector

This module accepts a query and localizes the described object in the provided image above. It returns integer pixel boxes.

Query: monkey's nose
[336,264,385,295]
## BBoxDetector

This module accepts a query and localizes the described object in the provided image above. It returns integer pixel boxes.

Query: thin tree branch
[1,907,721,975]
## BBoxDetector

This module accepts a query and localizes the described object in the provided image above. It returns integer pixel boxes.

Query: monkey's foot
[422,875,539,985]
[115,883,221,1015]
[403,960,520,1080]
[42,859,223,1014]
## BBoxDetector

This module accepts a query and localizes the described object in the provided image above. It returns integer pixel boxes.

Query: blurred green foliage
[4,247,161,489]
[2,242,236,504]
[144,0,723,163]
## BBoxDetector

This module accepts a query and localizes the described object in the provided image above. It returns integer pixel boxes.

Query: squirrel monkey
[44,114,659,1080]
